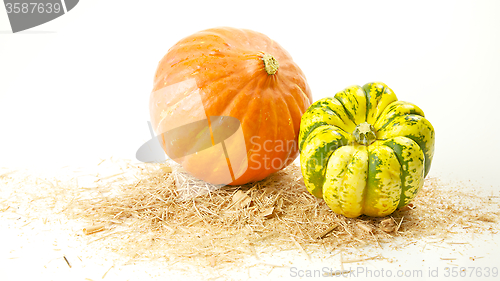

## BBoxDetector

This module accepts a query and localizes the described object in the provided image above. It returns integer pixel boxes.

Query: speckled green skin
[299,82,435,217]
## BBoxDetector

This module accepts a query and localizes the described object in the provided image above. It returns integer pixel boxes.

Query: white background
[1,0,499,280]
[1,0,500,188]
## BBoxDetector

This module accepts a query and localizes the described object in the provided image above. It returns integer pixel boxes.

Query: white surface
[1,1,499,280]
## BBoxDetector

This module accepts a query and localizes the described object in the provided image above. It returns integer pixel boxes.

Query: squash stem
[262,53,279,75]
[353,122,377,146]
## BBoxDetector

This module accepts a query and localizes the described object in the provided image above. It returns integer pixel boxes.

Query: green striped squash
[299,82,435,217]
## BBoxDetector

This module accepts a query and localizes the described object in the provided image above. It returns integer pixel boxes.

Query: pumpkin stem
[262,53,279,75]
[353,122,377,146]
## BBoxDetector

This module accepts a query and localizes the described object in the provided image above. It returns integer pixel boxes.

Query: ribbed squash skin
[150,27,312,185]
[299,82,435,217]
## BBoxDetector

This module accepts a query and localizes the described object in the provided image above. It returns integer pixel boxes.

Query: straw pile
[1,160,499,268]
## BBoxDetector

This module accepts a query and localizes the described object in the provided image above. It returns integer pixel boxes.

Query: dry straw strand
[4,159,498,267]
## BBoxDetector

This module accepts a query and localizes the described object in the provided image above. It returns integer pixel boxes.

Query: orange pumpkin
[150,27,312,185]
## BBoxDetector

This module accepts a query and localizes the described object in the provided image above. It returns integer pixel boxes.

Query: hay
[1,160,499,269]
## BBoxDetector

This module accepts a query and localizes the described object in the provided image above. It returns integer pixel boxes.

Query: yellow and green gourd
[298,82,435,217]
